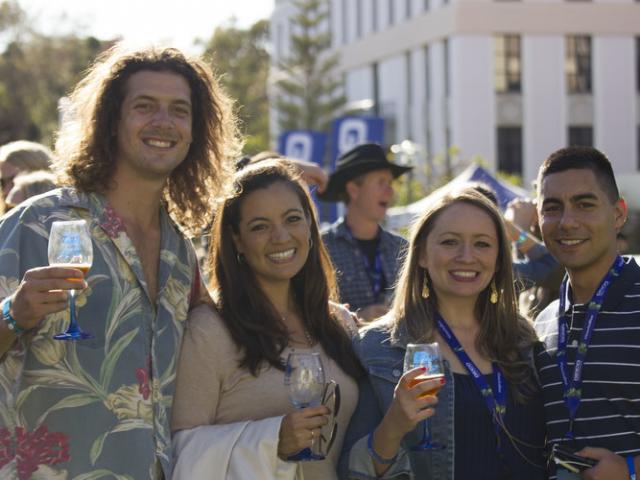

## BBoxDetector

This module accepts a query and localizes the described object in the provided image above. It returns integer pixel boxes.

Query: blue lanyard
[344,224,384,301]
[436,312,507,446]
[556,255,625,439]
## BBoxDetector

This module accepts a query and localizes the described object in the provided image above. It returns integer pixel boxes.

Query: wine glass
[48,220,93,340]
[404,342,446,450]
[284,352,326,461]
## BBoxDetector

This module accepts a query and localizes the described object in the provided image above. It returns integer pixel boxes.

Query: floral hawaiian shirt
[0,188,198,480]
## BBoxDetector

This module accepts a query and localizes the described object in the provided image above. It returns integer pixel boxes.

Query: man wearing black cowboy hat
[318,143,412,322]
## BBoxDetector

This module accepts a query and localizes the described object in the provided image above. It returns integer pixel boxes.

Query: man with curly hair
[0,43,239,479]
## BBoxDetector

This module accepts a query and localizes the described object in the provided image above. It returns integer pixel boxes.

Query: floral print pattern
[0,188,198,479]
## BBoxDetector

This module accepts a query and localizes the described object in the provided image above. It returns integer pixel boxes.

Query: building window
[356,0,362,38]
[342,0,348,44]
[424,0,430,10]
[444,38,450,98]
[494,35,521,93]
[637,37,640,92]
[388,0,394,25]
[566,35,592,93]
[406,0,412,19]
[497,127,523,175]
[568,126,593,146]
[372,0,378,31]
[424,45,431,100]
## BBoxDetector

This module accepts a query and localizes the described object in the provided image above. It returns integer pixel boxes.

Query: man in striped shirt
[534,146,639,480]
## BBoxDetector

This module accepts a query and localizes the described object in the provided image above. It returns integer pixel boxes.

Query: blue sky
[18,0,275,53]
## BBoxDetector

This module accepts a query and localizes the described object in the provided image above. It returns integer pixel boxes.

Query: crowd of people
[0,42,637,480]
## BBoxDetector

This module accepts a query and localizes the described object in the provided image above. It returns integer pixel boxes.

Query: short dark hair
[537,146,619,203]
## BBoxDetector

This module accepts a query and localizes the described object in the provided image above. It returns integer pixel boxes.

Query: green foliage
[203,19,270,154]
[0,1,109,146]
[275,0,346,133]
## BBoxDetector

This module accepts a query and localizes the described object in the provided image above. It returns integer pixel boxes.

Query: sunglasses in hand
[550,444,597,473]
[318,380,341,457]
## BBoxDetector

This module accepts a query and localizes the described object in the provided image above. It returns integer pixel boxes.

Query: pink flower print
[100,204,127,239]
[0,425,70,480]
[135,367,151,400]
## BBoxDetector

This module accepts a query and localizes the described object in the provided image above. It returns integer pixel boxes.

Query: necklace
[282,312,314,347]
[303,328,314,348]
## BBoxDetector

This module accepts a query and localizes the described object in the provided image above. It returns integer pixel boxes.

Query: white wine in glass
[284,352,326,461]
[404,342,445,450]
[48,220,93,340]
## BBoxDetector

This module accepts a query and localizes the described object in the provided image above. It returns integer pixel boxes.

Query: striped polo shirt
[534,256,640,477]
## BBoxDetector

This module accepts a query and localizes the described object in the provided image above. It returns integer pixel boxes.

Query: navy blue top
[453,373,547,480]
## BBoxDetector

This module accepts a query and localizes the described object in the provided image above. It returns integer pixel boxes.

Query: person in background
[4,169,57,210]
[534,146,640,480]
[171,159,362,480]
[319,143,412,323]
[504,197,560,289]
[340,186,546,480]
[471,184,562,319]
[0,42,239,479]
[243,150,329,194]
[0,140,53,214]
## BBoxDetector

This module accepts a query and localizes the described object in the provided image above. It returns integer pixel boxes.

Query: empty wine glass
[404,342,446,450]
[284,352,326,461]
[48,220,93,340]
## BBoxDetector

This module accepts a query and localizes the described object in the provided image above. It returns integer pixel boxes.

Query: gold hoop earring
[490,279,498,304]
[422,272,430,299]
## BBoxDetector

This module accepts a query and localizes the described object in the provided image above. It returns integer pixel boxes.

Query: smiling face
[418,202,499,305]
[115,70,193,182]
[232,181,312,291]
[537,168,626,281]
[346,169,394,222]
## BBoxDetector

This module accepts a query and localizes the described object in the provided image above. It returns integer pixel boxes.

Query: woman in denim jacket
[339,186,547,479]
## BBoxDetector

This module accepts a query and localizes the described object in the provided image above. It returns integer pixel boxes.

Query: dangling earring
[308,237,313,249]
[421,271,430,299]
[236,252,245,264]
[490,279,498,304]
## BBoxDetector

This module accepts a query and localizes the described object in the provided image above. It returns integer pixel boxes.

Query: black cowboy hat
[317,143,413,202]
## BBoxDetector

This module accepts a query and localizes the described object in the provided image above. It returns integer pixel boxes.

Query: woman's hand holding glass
[384,367,442,437]
[281,352,330,461]
[277,404,329,460]
[403,342,446,450]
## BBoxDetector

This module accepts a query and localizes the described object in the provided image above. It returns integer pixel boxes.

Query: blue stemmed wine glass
[404,342,446,450]
[48,220,93,340]
[284,352,326,461]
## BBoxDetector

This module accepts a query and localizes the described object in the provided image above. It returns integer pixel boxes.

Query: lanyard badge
[556,255,625,439]
[436,313,507,446]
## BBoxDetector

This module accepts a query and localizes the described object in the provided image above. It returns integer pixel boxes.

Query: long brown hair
[54,42,241,233]
[208,159,363,379]
[388,186,537,400]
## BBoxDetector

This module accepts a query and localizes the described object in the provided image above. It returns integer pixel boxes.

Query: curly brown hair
[208,159,363,379]
[54,42,241,232]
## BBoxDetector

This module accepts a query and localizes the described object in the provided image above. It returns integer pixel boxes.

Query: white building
[270,0,640,188]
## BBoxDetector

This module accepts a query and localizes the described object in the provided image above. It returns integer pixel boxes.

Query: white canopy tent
[386,164,530,232]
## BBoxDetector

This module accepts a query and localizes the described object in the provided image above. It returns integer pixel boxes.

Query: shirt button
[392,369,402,378]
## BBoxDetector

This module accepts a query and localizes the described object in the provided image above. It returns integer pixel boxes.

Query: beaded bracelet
[627,456,636,480]
[515,230,528,248]
[1,297,26,335]
[367,432,397,465]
